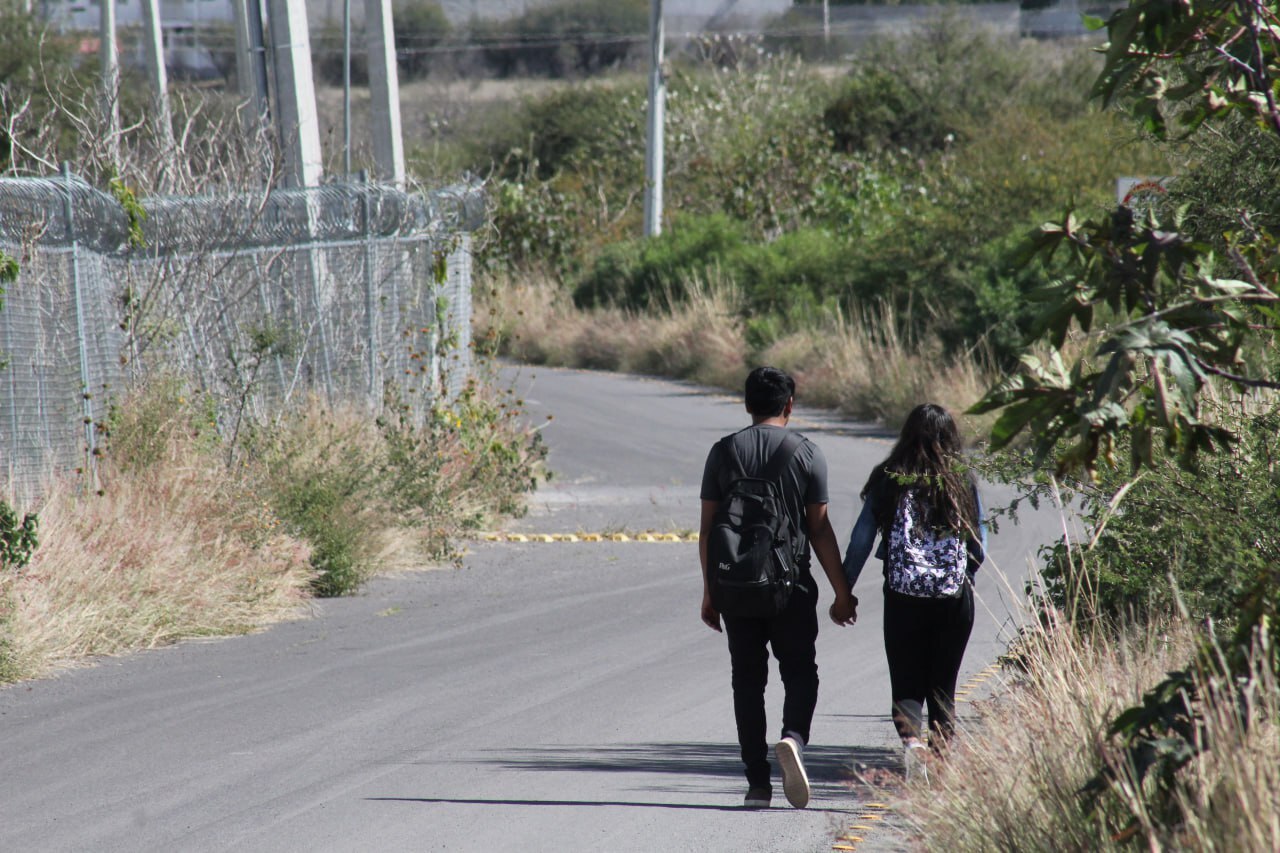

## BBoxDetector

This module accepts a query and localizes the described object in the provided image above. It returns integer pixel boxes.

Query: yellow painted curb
[477,532,698,543]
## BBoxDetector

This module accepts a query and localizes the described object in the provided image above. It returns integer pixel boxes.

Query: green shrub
[103,377,220,473]
[0,500,37,572]
[254,412,383,598]
[481,83,645,181]
[396,0,452,79]
[734,228,855,313]
[1168,119,1280,244]
[1033,405,1280,626]
[824,66,959,154]
[573,213,749,308]
[469,0,647,78]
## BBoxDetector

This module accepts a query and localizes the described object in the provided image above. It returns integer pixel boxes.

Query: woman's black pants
[882,582,974,743]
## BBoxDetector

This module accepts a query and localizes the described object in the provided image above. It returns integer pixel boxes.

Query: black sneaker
[775,736,810,809]
[743,786,772,809]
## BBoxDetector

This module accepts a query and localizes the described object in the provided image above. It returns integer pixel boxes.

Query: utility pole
[367,0,405,186]
[233,0,272,127]
[267,0,323,187]
[99,0,120,164]
[343,0,352,177]
[643,0,664,238]
[139,0,177,163]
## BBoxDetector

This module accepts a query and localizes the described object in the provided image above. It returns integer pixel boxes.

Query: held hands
[701,592,723,633]
[829,593,858,626]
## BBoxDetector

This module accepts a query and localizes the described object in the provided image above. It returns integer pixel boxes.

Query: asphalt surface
[0,365,1057,852]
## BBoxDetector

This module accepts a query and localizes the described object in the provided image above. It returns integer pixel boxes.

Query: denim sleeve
[967,487,988,575]
[842,499,878,590]
[977,489,988,553]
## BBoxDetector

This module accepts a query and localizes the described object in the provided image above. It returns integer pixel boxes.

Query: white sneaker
[775,736,810,809]
[904,741,929,785]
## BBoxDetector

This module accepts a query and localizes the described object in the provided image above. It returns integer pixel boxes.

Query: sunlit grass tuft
[898,608,1280,851]
[480,269,996,432]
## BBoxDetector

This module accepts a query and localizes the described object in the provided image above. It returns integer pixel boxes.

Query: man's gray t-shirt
[699,424,829,573]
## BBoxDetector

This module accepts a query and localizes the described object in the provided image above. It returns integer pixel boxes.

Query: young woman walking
[841,403,986,782]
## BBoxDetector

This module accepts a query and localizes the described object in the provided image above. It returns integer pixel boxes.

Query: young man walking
[699,366,858,809]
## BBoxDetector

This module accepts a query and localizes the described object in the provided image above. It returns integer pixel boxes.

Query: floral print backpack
[885,489,968,598]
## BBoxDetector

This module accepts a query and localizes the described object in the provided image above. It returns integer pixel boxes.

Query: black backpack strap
[761,431,804,485]
[719,434,750,482]
[719,430,803,486]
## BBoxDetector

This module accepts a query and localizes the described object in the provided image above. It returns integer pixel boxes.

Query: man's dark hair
[744,366,795,417]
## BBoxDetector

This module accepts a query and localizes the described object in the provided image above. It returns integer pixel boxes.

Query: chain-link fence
[0,167,484,500]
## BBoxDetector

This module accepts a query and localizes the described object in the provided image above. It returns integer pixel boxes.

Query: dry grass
[0,440,314,682]
[479,269,750,391]
[0,370,545,682]
[480,270,998,431]
[761,303,995,434]
[898,612,1280,851]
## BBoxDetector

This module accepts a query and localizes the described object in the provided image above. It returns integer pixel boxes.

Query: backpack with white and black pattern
[885,489,968,598]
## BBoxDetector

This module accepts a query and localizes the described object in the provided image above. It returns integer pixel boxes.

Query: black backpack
[707,431,805,619]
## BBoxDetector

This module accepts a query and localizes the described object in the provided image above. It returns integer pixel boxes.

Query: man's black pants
[722,581,819,789]
[882,582,974,743]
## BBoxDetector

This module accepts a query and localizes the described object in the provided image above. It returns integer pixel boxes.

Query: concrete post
[366,0,405,187]
[232,0,271,120]
[139,0,177,160]
[99,0,120,163]
[266,0,323,187]
[643,0,665,237]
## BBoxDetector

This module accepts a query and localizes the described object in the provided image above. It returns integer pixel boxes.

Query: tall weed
[0,392,314,681]
[899,612,1280,851]
[0,365,546,680]
[483,270,995,430]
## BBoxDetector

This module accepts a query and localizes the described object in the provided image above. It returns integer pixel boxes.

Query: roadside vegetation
[434,22,1176,429]
[408,2,1279,846]
[902,1,1279,847]
[0,364,545,683]
[0,2,546,684]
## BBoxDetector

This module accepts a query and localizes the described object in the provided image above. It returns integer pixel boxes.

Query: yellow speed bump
[480,531,696,543]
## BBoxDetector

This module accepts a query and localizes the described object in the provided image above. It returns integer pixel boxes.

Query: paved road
[0,366,1055,852]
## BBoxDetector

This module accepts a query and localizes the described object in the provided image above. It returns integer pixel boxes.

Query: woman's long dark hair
[862,403,978,535]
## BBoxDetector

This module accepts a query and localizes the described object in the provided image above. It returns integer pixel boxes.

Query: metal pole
[139,0,177,162]
[100,0,120,164]
[643,0,665,238]
[367,0,406,187]
[61,163,98,486]
[343,0,352,177]
[361,171,379,404]
[823,0,830,49]
[2,273,18,485]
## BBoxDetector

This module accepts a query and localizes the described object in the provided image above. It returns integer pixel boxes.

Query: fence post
[61,162,98,487]
[361,171,379,407]
[2,276,17,487]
